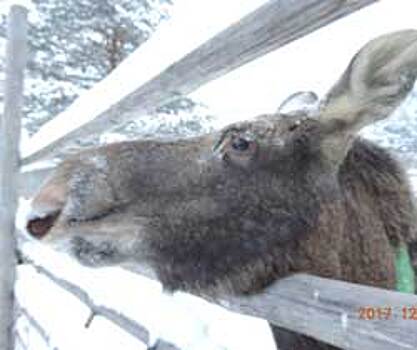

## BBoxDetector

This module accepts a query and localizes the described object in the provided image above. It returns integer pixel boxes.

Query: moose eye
[214,130,257,167]
[288,123,298,132]
[288,120,302,132]
[231,137,250,151]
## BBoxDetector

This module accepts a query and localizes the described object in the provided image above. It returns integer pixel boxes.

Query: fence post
[0,5,28,350]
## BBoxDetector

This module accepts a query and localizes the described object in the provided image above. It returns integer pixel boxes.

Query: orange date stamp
[358,306,417,320]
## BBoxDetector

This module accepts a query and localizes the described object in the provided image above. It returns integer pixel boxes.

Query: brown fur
[27,30,417,350]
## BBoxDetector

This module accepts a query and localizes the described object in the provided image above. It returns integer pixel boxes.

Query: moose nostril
[26,211,60,239]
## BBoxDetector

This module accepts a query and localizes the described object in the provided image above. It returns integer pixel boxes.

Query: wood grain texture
[21,0,377,165]
[217,274,417,350]
[0,6,28,350]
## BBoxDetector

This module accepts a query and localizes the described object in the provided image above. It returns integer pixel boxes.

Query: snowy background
[1,0,417,349]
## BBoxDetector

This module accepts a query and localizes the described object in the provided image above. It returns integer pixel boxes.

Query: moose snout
[26,182,66,239]
[26,209,61,239]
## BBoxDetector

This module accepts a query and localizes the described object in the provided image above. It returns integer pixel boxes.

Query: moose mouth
[25,209,125,267]
[26,211,61,239]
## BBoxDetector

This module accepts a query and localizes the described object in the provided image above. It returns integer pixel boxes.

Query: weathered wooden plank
[0,5,28,350]
[17,237,180,350]
[21,0,377,165]
[18,262,179,350]
[217,274,417,350]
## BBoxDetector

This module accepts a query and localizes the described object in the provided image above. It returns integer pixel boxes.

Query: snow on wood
[15,313,50,350]
[19,236,417,350]
[16,236,275,350]
[0,5,27,350]
[17,306,58,350]
[20,0,377,165]
[16,265,91,349]
[16,265,148,350]
[84,317,148,350]
[17,240,156,346]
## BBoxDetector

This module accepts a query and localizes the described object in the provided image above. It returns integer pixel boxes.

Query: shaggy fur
[27,30,417,350]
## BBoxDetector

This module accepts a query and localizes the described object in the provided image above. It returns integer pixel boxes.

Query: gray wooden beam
[21,0,377,165]
[0,5,28,350]
[217,274,417,350]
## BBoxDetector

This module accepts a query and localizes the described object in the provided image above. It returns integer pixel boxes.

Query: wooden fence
[1,6,28,350]
[3,1,417,350]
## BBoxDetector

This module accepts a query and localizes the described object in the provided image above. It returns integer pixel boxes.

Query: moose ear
[319,29,417,166]
[277,91,320,117]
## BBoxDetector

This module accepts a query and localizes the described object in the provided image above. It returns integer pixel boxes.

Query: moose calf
[27,30,417,350]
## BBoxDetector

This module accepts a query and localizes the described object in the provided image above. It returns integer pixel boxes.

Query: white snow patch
[20,160,57,173]
[16,197,33,231]
[341,313,348,330]
[15,314,49,350]
[99,132,129,144]
[408,174,417,195]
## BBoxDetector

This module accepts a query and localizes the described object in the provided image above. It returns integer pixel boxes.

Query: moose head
[26,30,417,298]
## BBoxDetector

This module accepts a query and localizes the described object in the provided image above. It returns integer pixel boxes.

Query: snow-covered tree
[0,0,172,134]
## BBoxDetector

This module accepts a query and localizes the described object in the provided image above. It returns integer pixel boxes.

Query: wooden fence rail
[0,5,28,350]
[221,275,417,350]
[18,261,179,350]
